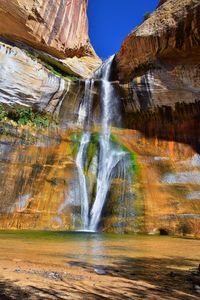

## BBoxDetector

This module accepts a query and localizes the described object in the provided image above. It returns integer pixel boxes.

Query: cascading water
[76,79,94,229]
[76,132,91,229]
[77,79,94,128]
[75,55,132,231]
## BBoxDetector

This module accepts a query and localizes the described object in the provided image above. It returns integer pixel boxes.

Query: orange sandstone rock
[116,0,200,82]
[0,0,94,59]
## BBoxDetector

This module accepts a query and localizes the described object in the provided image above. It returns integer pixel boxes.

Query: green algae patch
[85,134,99,172]
[70,132,99,172]
[25,51,79,81]
[0,104,8,121]
[70,132,82,156]
[70,132,140,177]
[0,104,58,129]
[111,133,140,177]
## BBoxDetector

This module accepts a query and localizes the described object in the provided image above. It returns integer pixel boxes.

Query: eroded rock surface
[158,0,168,7]
[0,39,101,110]
[113,0,200,234]
[0,42,68,112]
[0,0,93,59]
[116,0,200,82]
[0,0,101,107]
[0,0,200,235]
[0,126,76,230]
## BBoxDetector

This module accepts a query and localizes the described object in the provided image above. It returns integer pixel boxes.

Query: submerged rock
[94,268,107,275]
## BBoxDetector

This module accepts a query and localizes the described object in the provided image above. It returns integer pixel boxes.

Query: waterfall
[76,79,94,229]
[77,79,94,128]
[75,55,130,231]
[89,56,125,231]
[76,132,91,229]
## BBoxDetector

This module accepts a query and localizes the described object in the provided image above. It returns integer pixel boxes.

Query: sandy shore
[0,232,199,299]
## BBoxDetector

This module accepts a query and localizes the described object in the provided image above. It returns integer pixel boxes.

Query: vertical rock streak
[0,0,90,58]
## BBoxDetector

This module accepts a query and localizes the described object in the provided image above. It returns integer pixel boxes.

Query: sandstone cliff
[0,42,68,111]
[113,0,200,234]
[115,0,200,123]
[116,0,200,82]
[0,0,92,59]
[0,0,101,108]
[0,41,101,108]
[0,0,101,79]
[0,0,200,235]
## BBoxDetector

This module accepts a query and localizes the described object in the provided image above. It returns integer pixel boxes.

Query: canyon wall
[0,0,101,230]
[0,76,200,235]
[0,0,200,235]
[0,42,68,111]
[116,0,200,82]
[0,124,138,232]
[0,0,92,58]
[0,0,101,109]
[0,127,75,230]
[114,0,200,235]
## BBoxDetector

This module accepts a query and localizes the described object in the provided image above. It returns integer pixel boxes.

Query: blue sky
[88,0,159,59]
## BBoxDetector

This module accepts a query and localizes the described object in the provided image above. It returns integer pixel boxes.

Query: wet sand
[0,231,200,299]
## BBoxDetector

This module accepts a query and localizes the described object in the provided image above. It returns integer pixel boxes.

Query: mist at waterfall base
[68,56,134,232]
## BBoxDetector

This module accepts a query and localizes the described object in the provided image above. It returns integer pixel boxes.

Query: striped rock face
[0,42,68,111]
[0,0,92,58]
[116,0,200,82]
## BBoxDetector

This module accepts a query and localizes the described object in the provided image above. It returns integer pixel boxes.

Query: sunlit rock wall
[0,42,68,111]
[0,0,92,58]
[115,128,200,236]
[1,121,200,234]
[112,0,200,235]
[0,0,200,235]
[0,126,75,229]
[0,77,200,235]
[116,0,200,82]
[0,40,100,111]
[0,124,139,232]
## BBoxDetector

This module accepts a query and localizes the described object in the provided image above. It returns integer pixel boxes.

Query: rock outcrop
[0,0,93,59]
[114,0,200,235]
[0,41,100,110]
[0,126,76,230]
[0,0,101,109]
[116,0,200,82]
[0,42,68,111]
[115,0,200,130]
